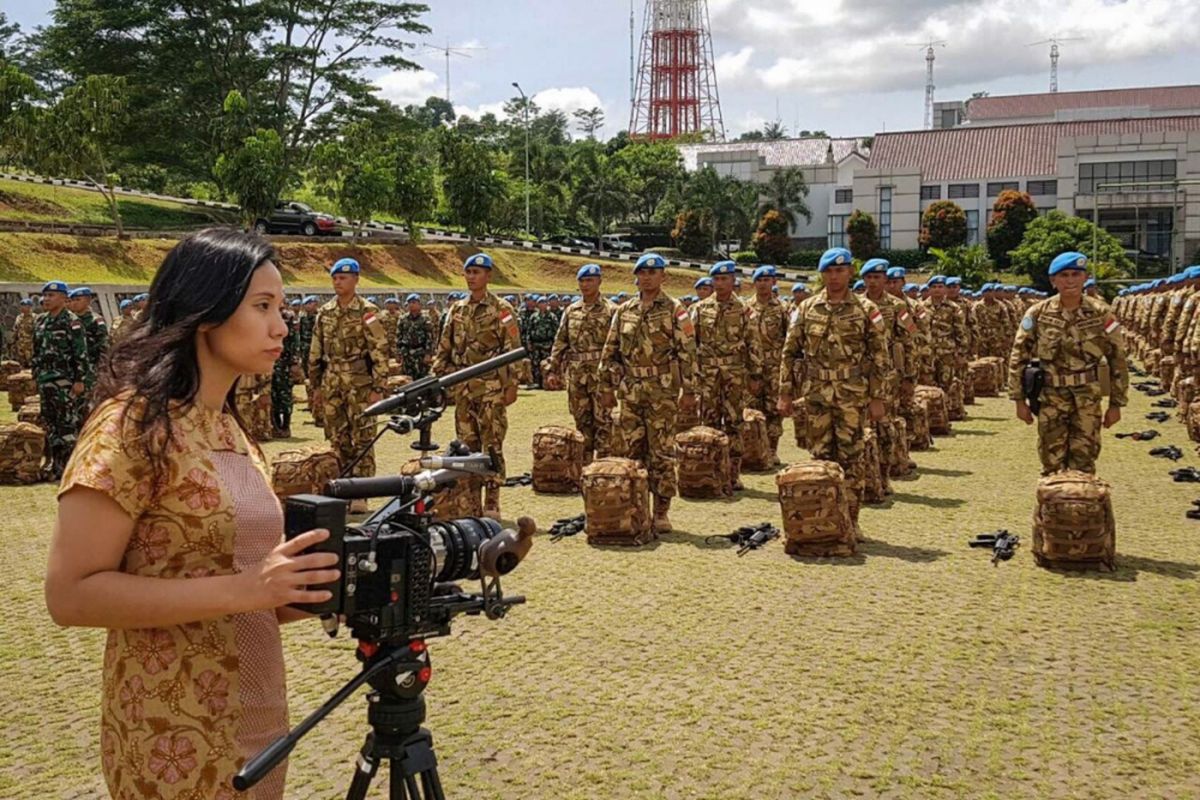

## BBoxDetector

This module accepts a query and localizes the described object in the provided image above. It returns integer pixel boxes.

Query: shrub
[845,210,879,260]
[787,249,825,267]
[1009,210,1133,291]
[671,209,713,258]
[986,190,1037,270]
[927,244,993,285]
[920,200,968,249]
[751,210,792,264]
[733,250,758,264]
[877,249,931,270]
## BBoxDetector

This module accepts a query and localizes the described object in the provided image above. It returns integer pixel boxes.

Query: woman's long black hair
[94,228,277,482]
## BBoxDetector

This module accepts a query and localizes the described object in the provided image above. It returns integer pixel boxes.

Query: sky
[10,0,1200,140]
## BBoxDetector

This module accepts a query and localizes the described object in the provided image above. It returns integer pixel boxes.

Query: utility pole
[421,41,486,105]
[512,82,531,236]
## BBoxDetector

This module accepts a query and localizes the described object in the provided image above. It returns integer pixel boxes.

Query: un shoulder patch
[1021,315,1035,332]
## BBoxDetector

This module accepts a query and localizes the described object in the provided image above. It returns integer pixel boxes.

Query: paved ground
[4,374,1199,799]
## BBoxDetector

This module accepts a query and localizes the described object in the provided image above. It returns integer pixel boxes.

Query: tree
[442,133,507,242]
[611,140,686,224]
[1009,211,1133,291]
[672,209,713,258]
[920,200,968,250]
[986,190,1038,270]
[569,144,631,237]
[573,106,605,140]
[0,63,37,164]
[845,210,879,260]
[927,245,993,285]
[752,210,791,264]
[762,120,787,140]
[758,167,812,231]
[215,127,289,228]
[684,166,757,255]
[385,129,437,242]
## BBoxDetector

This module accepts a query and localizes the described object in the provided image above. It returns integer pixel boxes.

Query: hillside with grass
[0,178,239,230]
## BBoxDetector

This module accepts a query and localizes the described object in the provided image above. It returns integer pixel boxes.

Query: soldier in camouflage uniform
[691,260,763,491]
[749,265,788,465]
[925,275,967,404]
[67,287,107,419]
[433,253,522,520]
[546,264,617,460]
[33,281,87,480]
[1009,252,1128,475]
[298,295,318,376]
[397,292,434,379]
[109,299,135,343]
[694,277,714,302]
[778,248,891,528]
[527,297,559,388]
[379,297,401,362]
[600,252,698,532]
[309,258,391,513]
[862,260,919,484]
[10,298,36,367]
[270,306,299,437]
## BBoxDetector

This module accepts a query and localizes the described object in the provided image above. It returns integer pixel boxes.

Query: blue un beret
[503,294,516,303]
[860,258,889,276]
[946,277,962,287]
[709,260,737,277]
[1049,251,1088,276]
[927,275,947,286]
[852,280,865,290]
[406,293,421,304]
[1183,266,1200,280]
[752,265,778,281]
[694,277,713,289]
[886,267,906,279]
[384,296,400,305]
[118,299,132,310]
[134,293,149,302]
[818,247,852,272]
[464,253,493,270]
[303,295,318,304]
[42,280,70,294]
[331,258,360,275]
[1084,278,1097,289]
[68,286,95,298]
[635,252,668,273]
[792,283,808,294]
[577,263,602,280]
[290,298,302,307]
[367,296,379,304]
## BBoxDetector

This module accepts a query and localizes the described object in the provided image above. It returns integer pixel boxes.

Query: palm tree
[762,120,788,140]
[570,145,632,237]
[684,167,758,255]
[758,167,812,231]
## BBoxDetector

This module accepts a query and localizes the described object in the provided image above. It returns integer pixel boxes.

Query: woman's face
[203,261,289,375]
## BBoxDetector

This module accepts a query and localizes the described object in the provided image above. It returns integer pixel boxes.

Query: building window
[827,214,849,248]
[1027,179,1058,196]
[920,185,941,200]
[948,183,980,199]
[1079,160,1177,194]
[879,187,892,250]
[940,108,959,128]
[987,181,1020,197]
[834,188,853,204]
[965,209,979,245]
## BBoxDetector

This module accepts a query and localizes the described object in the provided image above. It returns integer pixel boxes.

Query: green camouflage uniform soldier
[779,248,891,528]
[749,266,789,465]
[397,293,434,379]
[1009,252,1128,475]
[433,253,522,520]
[33,281,87,480]
[11,298,36,367]
[380,297,401,362]
[527,299,559,388]
[546,264,617,460]
[862,260,918,483]
[297,295,321,426]
[600,252,698,532]
[67,287,107,419]
[691,260,763,491]
[309,259,391,513]
[270,305,299,437]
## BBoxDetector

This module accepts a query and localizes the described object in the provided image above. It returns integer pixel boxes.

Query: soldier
[381,296,402,361]
[750,265,788,464]
[546,264,617,460]
[1009,252,1128,476]
[131,293,149,321]
[297,295,318,376]
[33,281,87,480]
[66,287,107,417]
[109,298,135,342]
[778,248,890,530]
[600,252,697,532]
[397,292,434,379]
[270,306,299,438]
[862,259,918,484]
[10,297,36,367]
[308,258,391,513]
[925,275,966,402]
[433,253,521,520]
[527,296,558,388]
[694,276,714,302]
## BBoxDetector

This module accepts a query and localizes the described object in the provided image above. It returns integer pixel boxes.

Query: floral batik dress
[59,395,290,800]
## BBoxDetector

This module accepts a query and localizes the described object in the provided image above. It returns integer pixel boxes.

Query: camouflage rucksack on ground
[1187,400,1200,443]
[907,398,933,451]
[541,359,563,390]
[581,457,652,546]
[970,359,1001,397]
[270,445,342,501]
[776,460,856,557]
[400,457,483,520]
[915,386,951,436]
[1033,470,1116,571]
[861,427,886,505]
[675,398,702,434]
[7,370,35,412]
[945,379,966,421]
[0,359,20,392]
[741,408,772,471]
[17,400,43,428]
[960,369,976,405]
[1176,376,1196,412]
[531,425,585,493]
[517,359,533,386]
[0,422,45,484]
[675,426,732,499]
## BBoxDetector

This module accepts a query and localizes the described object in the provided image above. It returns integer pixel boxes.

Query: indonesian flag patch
[363,311,377,325]
[499,309,519,338]
[869,309,884,327]
[675,305,694,337]
[1104,317,1121,334]
[899,309,917,333]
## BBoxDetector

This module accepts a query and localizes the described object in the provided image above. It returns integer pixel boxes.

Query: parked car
[253,201,340,236]
[541,234,595,249]
[600,234,637,252]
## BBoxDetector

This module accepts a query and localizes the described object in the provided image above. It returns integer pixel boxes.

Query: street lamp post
[512,81,531,237]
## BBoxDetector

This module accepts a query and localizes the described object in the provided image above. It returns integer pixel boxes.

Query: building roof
[966,85,1200,122]
[677,137,869,171]
[867,116,1200,181]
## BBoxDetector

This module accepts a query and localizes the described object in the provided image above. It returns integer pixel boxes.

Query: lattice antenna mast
[1028,35,1085,93]
[907,40,946,129]
[630,0,725,141]
[421,41,487,104]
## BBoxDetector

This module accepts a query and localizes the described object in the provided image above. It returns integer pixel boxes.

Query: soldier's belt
[703,355,743,368]
[627,363,671,379]
[1046,367,1100,388]
[325,358,369,372]
[812,365,863,381]
[569,350,604,364]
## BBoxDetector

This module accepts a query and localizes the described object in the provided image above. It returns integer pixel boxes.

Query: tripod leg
[346,732,383,800]
[421,767,446,800]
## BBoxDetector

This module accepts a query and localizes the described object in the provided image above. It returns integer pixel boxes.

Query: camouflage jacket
[779,290,891,403]
[547,296,616,380]
[926,299,966,357]
[33,308,87,384]
[308,295,391,395]
[433,292,521,398]
[11,312,34,360]
[396,313,434,356]
[691,294,763,381]
[866,291,918,384]
[298,311,316,361]
[76,310,108,380]
[273,310,298,381]
[751,295,789,369]
[528,311,560,345]
[600,291,697,395]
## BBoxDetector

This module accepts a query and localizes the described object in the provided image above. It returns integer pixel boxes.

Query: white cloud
[454,100,508,120]
[716,46,755,84]
[373,69,442,105]
[533,86,606,117]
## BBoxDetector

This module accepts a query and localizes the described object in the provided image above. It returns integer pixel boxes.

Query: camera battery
[284,494,347,616]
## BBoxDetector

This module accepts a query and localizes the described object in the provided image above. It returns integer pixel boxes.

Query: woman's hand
[239,529,340,611]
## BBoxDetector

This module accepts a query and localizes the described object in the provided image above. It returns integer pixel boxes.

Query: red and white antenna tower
[629,0,725,141]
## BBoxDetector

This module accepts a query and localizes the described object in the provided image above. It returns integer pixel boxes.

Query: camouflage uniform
[926,299,963,396]
[379,306,401,361]
[867,290,918,479]
[547,295,617,459]
[237,372,274,441]
[33,309,87,477]
[309,296,390,477]
[397,312,435,379]
[11,310,35,367]
[297,310,316,376]
[433,293,521,489]
[527,310,558,387]
[1008,295,1129,475]
[271,309,299,435]
[600,293,697,500]
[750,293,789,460]
[74,309,107,418]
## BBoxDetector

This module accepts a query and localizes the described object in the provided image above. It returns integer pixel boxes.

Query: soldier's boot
[730,458,744,493]
[767,434,781,466]
[652,494,673,534]
[847,487,864,540]
[484,485,502,521]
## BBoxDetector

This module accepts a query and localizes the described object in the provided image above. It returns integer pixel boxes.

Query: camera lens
[427,517,502,582]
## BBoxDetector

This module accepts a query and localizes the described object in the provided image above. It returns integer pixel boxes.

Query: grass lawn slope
[0,178,239,230]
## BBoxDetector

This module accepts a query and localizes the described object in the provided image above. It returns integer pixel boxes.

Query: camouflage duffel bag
[1187,400,1200,443]
[0,359,20,391]
[531,425,585,494]
[675,398,702,434]
[581,457,652,546]
[400,458,483,520]
[270,445,342,501]
[386,375,413,393]
[970,359,1000,397]
[981,356,1006,388]
[915,386,951,436]
[861,427,886,505]
[945,379,965,421]
[17,400,43,428]
[0,422,45,484]
[541,359,563,391]
[961,367,976,405]
[907,398,933,451]
[776,460,856,557]
[1033,470,1116,571]
[741,408,772,471]
[7,370,35,412]
[675,426,731,499]
[792,403,809,449]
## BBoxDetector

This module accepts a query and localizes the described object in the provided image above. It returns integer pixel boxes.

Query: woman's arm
[46,487,339,630]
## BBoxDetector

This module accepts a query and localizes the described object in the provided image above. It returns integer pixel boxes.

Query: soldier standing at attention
[528,296,558,388]
[1008,252,1128,475]
[308,258,390,513]
[66,287,107,418]
[925,275,962,398]
[600,252,697,532]
[692,260,763,491]
[750,265,789,465]
[397,292,434,379]
[270,304,299,438]
[297,295,318,375]
[109,299,135,342]
[11,297,36,367]
[381,296,402,362]
[546,264,617,461]
[778,248,890,530]
[862,259,918,482]
[33,281,87,480]
[433,253,521,520]
[694,277,715,302]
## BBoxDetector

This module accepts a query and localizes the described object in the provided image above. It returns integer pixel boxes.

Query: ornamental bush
[845,210,879,260]
[986,190,1038,270]
[919,200,968,249]
[751,210,792,264]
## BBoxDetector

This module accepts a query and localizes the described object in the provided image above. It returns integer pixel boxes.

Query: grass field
[0,178,240,230]
[3,374,1199,799]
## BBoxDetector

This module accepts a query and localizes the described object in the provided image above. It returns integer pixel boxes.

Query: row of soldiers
[1113,265,1200,395]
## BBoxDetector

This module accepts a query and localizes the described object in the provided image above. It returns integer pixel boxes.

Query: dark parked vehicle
[541,234,594,249]
[254,201,340,236]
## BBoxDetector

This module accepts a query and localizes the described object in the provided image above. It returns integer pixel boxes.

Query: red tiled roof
[678,138,869,171]
[966,85,1200,121]
[867,116,1200,181]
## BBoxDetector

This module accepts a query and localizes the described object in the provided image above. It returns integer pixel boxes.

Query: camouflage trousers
[613,382,678,498]
[749,360,783,450]
[38,379,80,471]
[567,369,612,459]
[400,351,429,380]
[931,356,956,392]
[803,383,868,500]
[321,372,378,478]
[529,343,553,387]
[1037,385,1103,476]
[271,367,294,433]
[453,391,508,490]
[14,341,32,368]
[699,367,751,464]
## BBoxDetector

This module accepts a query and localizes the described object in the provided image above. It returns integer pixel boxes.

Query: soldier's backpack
[907,398,933,451]
[531,425,585,493]
[541,359,563,391]
[1177,376,1197,412]
[792,403,809,449]
[915,386,951,436]
[970,359,1001,397]
[675,426,732,498]
[17,400,43,428]
[270,445,342,501]
[0,359,20,391]
[889,417,912,477]
[861,427,886,505]
[776,460,856,557]
[400,457,483,520]
[7,370,35,412]
[516,358,532,386]
[581,457,653,546]
[1033,470,1116,571]
[946,379,966,421]
[960,368,976,405]
[741,408,772,471]
[0,422,45,484]
[676,398,702,434]
[1187,400,1200,444]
